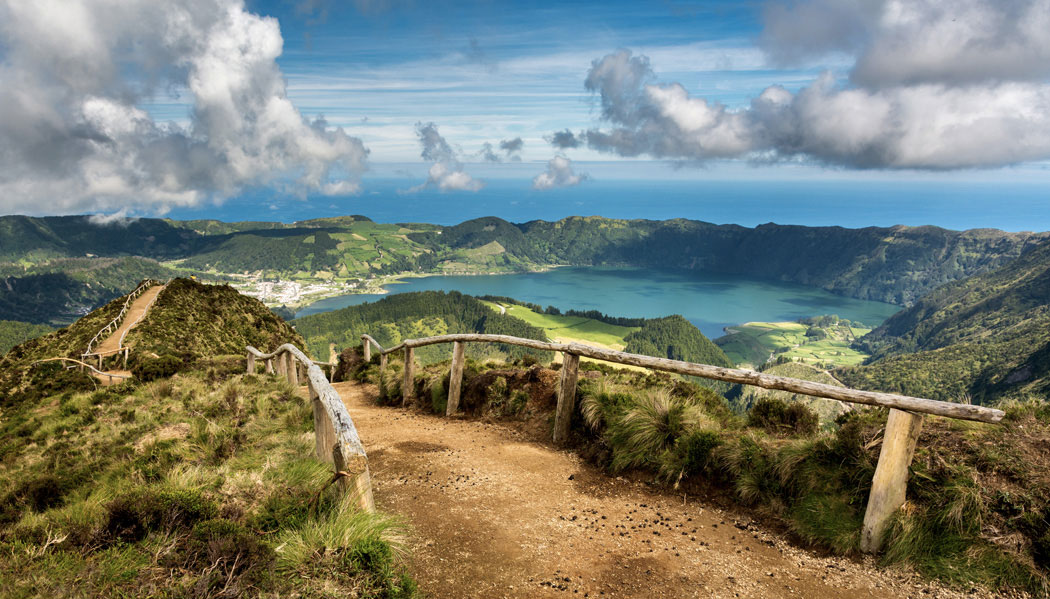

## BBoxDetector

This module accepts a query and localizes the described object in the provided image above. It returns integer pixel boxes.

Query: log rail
[359,332,1003,553]
[247,344,374,512]
[82,279,163,368]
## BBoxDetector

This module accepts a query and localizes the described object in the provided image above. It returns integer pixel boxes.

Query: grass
[485,302,639,348]
[0,364,417,598]
[715,320,872,368]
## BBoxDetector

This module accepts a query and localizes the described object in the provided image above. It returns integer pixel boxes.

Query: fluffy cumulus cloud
[409,123,483,192]
[583,0,1050,169]
[0,0,368,215]
[532,156,587,190]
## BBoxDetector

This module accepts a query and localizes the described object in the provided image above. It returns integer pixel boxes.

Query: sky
[1,0,1049,218]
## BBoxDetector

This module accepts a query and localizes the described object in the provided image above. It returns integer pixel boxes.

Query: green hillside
[734,361,850,423]
[0,290,414,598]
[293,291,553,364]
[839,240,1050,404]
[716,316,872,368]
[0,279,302,407]
[623,315,732,367]
[3,215,1043,314]
[417,217,1045,305]
[483,300,639,348]
[0,320,54,355]
[0,257,215,325]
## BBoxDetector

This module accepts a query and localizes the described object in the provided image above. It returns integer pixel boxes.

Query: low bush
[747,397,819,437]
[131,354,183,382]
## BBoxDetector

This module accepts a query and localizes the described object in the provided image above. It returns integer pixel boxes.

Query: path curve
[332,381,993,599]
[94,284,165,355]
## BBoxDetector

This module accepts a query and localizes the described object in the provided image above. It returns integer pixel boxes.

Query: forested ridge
[292,291,553,364]
[2,214,1043,313]
[838,238,1050,404]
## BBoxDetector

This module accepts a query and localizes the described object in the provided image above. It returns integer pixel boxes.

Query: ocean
[166,176,1050,232]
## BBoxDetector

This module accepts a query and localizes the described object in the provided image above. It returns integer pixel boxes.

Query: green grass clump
[0,369,416,598]
[747,397,819,437]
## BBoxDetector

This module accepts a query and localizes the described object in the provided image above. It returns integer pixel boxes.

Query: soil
[94,284,165,355]
[333,381,1009,599]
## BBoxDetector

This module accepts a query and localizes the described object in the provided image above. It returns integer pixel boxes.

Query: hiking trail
[322,380,992,599]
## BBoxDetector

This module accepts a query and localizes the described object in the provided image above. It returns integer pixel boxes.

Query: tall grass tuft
[607,388,712,472]
[275,495,407,572]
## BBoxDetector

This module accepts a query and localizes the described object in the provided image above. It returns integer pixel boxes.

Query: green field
[482,301,639,349]
[715,320,872,368]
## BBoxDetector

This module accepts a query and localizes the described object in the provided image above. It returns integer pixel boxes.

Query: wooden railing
[359,332,1003,553]
[82,279,162,366]
[247,344,374,512]
[32,357,133,385]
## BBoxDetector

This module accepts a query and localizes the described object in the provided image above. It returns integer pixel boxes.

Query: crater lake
[294,268,902,339]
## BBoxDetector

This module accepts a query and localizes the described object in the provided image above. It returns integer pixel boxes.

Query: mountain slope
[0,278,303,407]
[421,217,1046,306]
[293,291,552,364]
[839,240,1050,403]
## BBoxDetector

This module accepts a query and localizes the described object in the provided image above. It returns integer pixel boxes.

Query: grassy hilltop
[0,279,417,598]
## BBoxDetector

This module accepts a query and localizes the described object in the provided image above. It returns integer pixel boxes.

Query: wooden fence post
[287,353,299,387]
[402,347,415,405]
[446,341,466,416]
[265,358,274,374]
[362,337,371,362]
[247,353,256,374]
[378,353,388,400]
[860,408,925,553]
[123,347,129,369]
[553,352,580,444]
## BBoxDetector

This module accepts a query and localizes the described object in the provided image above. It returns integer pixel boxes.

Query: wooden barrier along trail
[247,344,374,512]
[83,280,165,370]
[31,357,132,386]
[359,332,1004,554]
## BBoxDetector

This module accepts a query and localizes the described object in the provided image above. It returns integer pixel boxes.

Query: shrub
[747,397,819,436]
[184,518,275,596]
[485,376,508,409]
[607,388,710,472]
[103,487,218,542]
[132,354,183,382]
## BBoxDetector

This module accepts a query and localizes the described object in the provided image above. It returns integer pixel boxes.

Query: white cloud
[405,122,483,192]
[583,0,1050,172]
[532,156,587,190]
[0,0,368,215]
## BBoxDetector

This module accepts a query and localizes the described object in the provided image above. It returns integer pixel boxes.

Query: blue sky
[149,0,836,162]
[2,0,1049,218]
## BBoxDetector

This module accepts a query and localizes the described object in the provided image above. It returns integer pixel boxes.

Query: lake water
[294,268,901,339]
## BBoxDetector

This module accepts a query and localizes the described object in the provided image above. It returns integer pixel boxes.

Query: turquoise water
[295,268,901,339]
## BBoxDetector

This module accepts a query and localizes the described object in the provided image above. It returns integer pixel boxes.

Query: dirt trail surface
[330,381,997,599]
[94,284,165,355]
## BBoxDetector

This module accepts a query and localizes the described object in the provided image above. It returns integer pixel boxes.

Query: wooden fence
[82,279,162,368]
[359,332,1003,553]
[246,344,374,512]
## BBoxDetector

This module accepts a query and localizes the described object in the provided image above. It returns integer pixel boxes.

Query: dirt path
[94,284,165,355]
[332,381,990,599]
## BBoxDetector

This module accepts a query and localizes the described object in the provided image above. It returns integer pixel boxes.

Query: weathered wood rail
[247,344,374,512]
[359,332,1003,553]
[82,279,162,368]
[32,357,133,385]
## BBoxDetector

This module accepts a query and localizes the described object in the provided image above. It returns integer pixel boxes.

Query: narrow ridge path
[331,381,983,599]
[94,283,165,356]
